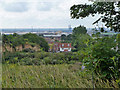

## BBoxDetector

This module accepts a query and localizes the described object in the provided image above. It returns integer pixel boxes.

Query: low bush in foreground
[2,51,81,65]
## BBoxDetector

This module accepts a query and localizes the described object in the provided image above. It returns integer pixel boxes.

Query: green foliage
[61,34,66,40]
[61,34,72,43]
[23,33,49,51]
[117,34,120,50]
[117,34,120,42]
[23,48,35,53]
[2,51,83,65]
[82,37,120,80]
[2,33,49,52]
[72,25,87,36]
[70,2,120,32]
[3,34,25,48]
[71,25,89,51]
[72,34,92,51]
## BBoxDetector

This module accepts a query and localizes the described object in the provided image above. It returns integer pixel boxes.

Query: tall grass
[2,64,119,88]
[0,64,2,88]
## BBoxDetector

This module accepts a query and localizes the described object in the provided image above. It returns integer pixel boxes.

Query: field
[2,64,119,88]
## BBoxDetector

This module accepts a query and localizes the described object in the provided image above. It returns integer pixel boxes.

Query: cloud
[0,0,102,29]
[37,2,53,11]
[1,2,28,12]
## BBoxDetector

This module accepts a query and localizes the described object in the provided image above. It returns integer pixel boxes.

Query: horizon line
[0,27,96,29]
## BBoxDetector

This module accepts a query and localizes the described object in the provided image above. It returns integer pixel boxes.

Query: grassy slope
[2,64,119,88]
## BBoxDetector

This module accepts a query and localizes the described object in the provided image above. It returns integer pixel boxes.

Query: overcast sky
[0,0,103,29]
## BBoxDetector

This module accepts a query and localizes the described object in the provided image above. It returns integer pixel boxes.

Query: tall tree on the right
[70,1,120,32]
[70,1,120,81]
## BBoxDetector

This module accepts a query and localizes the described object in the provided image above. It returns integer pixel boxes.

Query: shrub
[83,37,119,80]
[23,48,35,53]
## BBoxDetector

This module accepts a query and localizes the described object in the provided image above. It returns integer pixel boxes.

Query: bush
[43,57,52,65]
[20,57,33,65]
[35,51,51,59]
[23,48,35,53]
[82,37,119,80]
[31,58,42,65]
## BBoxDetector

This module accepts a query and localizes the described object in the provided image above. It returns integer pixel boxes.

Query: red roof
[49,42,72,52]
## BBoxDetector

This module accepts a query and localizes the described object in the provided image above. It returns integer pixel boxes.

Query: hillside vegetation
[2,33,49,52]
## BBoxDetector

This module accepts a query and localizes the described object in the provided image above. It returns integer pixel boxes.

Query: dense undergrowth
[2,51,81,65]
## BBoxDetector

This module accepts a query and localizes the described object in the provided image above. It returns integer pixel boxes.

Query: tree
[83,36,119,80]
[72,34,92,51]
[23,33,49,51]
[3,33,49,52]
[66,34,72,41]
[61,34,72,43]
[72,25,88,51]
[61,34,66,41]
[70,2,120,32]
[3,34,9,44]
[72,25,87,36]
[70,2,120,82]
[13,33,19,37]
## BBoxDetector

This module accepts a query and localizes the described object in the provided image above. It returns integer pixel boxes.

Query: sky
[0,0,103,29]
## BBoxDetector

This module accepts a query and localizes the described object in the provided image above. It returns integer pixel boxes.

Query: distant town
[1,27,119,53]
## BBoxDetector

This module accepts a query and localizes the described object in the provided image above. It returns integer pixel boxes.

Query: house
[43,34,72,52]
[50,43,72,52]
[59,43,72,52]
